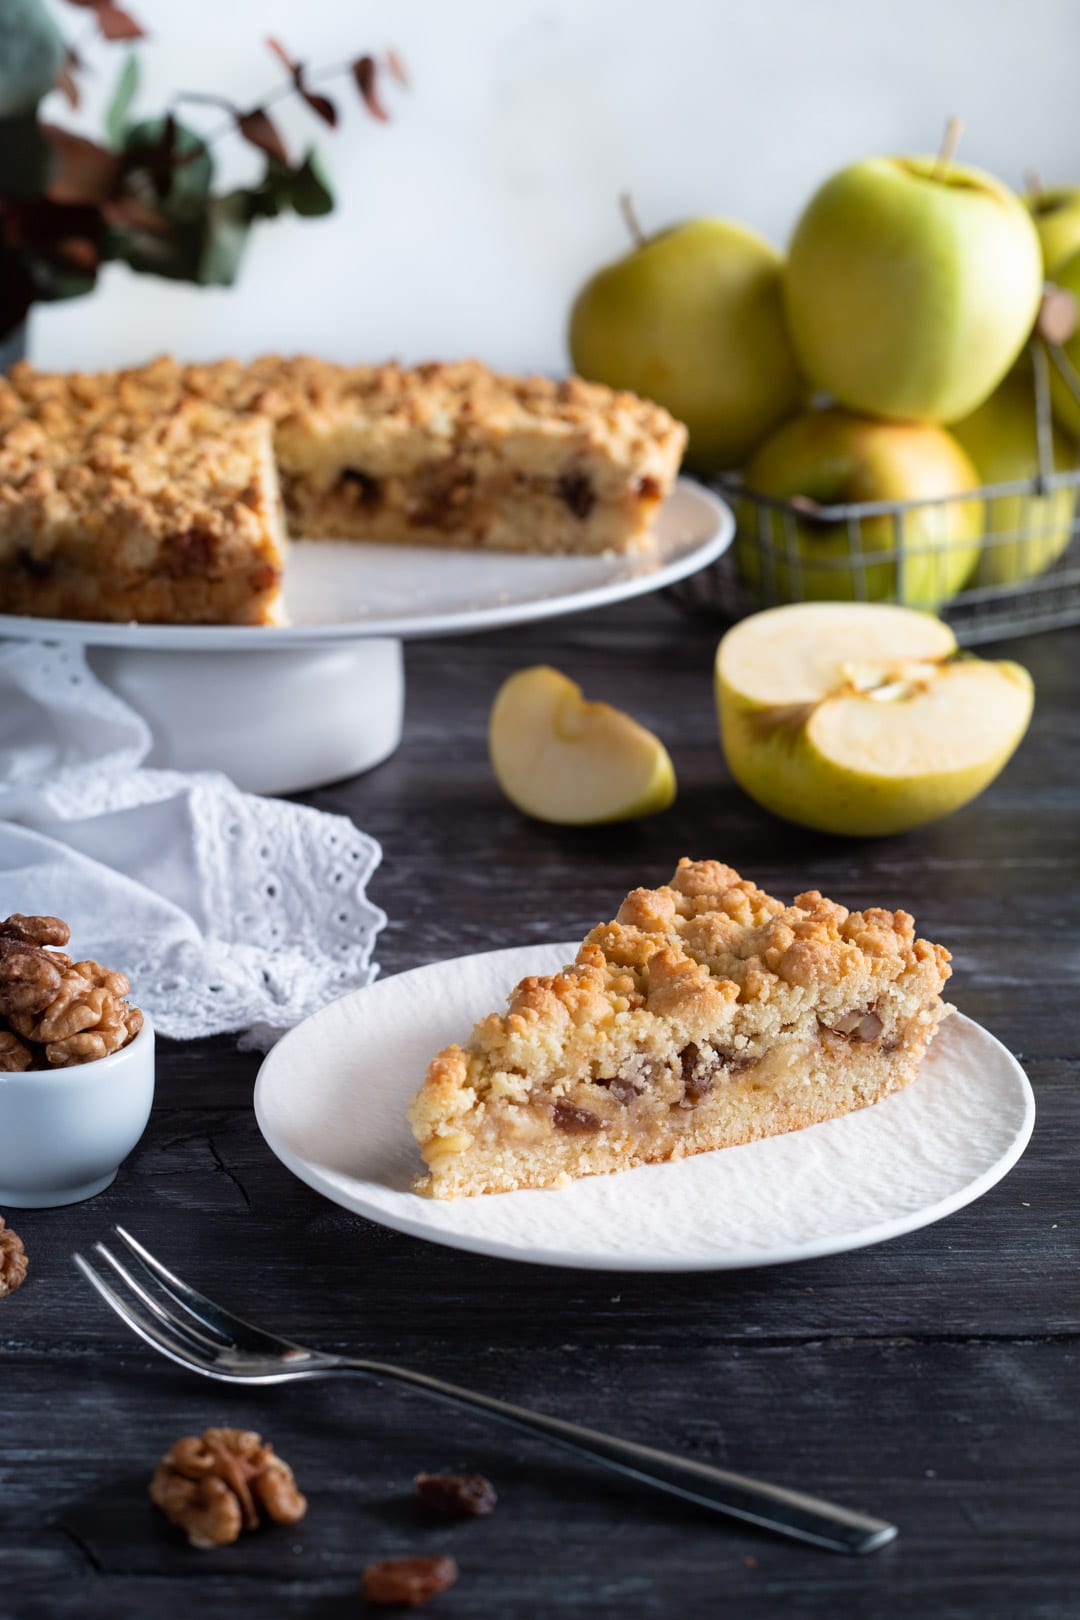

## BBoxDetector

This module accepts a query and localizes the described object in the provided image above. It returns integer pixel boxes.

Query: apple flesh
[489,666,676,824]
[715,602,1033,837]
[568,217,804,471]
[737,409,981,610]
[1025,184,1080,274]
[950,368,1079,585]
[785,156,1043,422]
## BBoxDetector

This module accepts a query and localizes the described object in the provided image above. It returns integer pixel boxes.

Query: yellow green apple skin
[489,666,676,825]
[568,218,804,471]
[1025,185,1080,274]
[950,369,1079,585]
[736,409,981,609]
[715,603,1034,838]
[785,157,1043,422]
[1044,245,1080,440]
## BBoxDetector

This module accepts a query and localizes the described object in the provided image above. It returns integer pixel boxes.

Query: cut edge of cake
[407,858,953,1199]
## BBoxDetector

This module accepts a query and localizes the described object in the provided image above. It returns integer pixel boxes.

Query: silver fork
[74,1228,897,1556]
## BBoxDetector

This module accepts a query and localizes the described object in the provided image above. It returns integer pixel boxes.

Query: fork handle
[345,1358,896,1555]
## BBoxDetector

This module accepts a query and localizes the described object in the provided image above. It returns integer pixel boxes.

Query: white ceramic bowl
[0,1015,155,1208]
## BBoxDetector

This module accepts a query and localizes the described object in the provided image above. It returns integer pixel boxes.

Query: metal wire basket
[667,336,1080,647]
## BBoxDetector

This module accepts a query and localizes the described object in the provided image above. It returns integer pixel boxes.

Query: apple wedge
[716,603,1033,837]
[490,666,675,824]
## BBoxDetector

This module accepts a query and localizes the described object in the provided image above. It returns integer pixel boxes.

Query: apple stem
[933,116,964,180]
[618,191,646,249]
[1025,168,1045,200]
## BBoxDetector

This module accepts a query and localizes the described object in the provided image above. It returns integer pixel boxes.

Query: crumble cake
[0,357,686,623]
[0,386,286,626]
[408,859,952,1198]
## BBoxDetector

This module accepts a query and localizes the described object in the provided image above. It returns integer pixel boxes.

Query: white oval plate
[255,943,1035,1272]
[0,479,731,650]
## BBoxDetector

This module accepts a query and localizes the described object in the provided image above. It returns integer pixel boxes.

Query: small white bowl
[0,1015,155,1208]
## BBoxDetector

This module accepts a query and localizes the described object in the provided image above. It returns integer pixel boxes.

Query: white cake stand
[0,480,732,794]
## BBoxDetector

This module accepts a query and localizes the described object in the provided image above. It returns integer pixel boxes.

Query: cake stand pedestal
[87,639,404,795]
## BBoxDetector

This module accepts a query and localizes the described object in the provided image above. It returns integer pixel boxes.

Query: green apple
[736,409,981,610]
[489,666,676,824]
[568,217,804,471]
[785,155,1043,422]
[1025,184,1080,274]
[715,602,1034,837]
[950,368,1079,585]
[1044,246,1080,440]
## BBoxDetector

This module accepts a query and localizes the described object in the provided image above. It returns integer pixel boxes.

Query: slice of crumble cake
[408,859,952,1198]
[0,381,286,626]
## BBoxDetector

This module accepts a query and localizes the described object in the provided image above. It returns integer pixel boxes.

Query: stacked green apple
[569,137,1080,606]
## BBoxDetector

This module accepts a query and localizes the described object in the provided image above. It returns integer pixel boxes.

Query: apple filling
[274,460,666,555]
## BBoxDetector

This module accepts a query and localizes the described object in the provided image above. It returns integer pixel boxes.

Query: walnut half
[149,1427,307,1548]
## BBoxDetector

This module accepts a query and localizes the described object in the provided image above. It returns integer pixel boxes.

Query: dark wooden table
[4,595,1077,1620]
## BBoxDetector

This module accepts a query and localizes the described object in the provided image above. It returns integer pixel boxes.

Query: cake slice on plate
[408,859,952,1198]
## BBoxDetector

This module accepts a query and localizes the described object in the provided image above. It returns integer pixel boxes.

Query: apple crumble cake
[0,356,686,624]
[0,383,286,626]
[408,859,952,1198]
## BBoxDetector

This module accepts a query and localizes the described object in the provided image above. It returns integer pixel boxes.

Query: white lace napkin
[0,640,385,1046]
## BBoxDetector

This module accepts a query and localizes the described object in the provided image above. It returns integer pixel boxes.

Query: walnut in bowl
[0,915,153,1208]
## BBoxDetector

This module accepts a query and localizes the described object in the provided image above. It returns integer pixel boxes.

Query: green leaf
[196,191,253,286]
[289,149,334,217]
[105,54,139,149]
[124,117,213,206]
[0,0,64,119]
[0,113,52,198]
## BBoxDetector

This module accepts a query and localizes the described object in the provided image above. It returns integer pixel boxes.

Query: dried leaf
[42,125,121,205]
[92,1,145,41]
[55,48,81,109]
[266,37,336,128]
[385,48,408,89]
[237,108,289,165]
[352,55,390,122]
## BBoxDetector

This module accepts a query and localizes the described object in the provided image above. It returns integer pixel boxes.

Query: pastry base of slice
[408,859,953,1199]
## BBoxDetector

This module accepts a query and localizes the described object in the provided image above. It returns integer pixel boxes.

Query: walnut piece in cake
[408,859,953,1198]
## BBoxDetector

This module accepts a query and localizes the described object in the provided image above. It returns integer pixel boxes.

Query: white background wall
[33,0,1080,374]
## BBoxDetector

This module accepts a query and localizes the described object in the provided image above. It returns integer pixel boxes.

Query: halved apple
[715,603,1033,837]
[489,666,676,824]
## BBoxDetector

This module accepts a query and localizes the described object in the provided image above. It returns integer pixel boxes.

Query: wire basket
[667,336,1080,647]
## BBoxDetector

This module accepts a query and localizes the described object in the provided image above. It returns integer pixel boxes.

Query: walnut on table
[149,1427,307,1549]
[0,915,143,1069]
[0,1216,28,1297]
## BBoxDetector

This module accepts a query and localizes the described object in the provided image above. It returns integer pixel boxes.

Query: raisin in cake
[408,859,952,1198]
[0,356,686,625]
